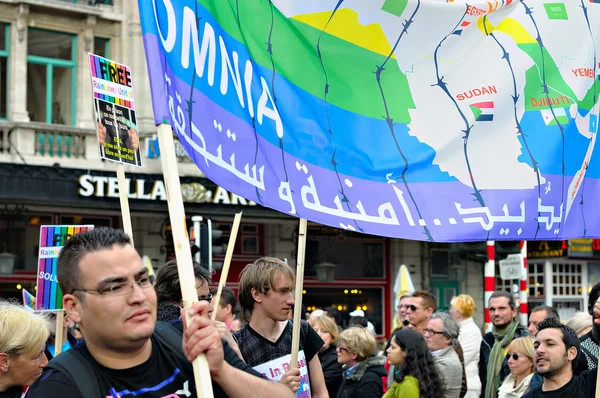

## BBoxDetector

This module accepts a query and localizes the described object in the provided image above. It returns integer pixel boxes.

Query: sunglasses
[406,305,421,312]
[336,346,349,353]
[509,353,521,360]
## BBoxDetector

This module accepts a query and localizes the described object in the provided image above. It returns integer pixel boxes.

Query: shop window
[0,24,9,119]
[302,287,384,334]
[552,262,583,296]
[554,299,583,321]
[27,29,76,125]
[527,261,545,298]
[304,226,384,278]
[94,37,109,59]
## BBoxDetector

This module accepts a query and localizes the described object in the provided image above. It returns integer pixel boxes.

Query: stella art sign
[78,174,256,205]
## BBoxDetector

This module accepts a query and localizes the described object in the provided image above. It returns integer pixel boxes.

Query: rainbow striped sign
[22,288,36,312]
[36,225,94,310]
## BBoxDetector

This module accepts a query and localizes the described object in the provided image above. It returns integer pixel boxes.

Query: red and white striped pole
[519,241,528,326]
[484,241,495,333]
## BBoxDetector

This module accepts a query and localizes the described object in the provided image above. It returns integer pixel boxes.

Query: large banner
[139,0,600,242]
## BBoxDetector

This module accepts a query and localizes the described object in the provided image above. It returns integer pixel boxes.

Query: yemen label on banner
[36,225,94,310]
[89,53,142,167]
[139,0,600,242]
[252,351,311,398]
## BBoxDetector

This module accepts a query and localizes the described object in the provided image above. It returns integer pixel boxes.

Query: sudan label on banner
[36,225,94,310]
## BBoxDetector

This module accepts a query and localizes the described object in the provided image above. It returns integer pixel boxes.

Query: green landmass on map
[197,0,415,123]
[519,44,600,113]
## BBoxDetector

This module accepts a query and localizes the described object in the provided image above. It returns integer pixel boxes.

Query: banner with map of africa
[139,0,600,242]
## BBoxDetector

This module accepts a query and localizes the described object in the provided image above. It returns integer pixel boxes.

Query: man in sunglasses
[425,312,463,398]
[26,228,292,398]
[404,290,437,335]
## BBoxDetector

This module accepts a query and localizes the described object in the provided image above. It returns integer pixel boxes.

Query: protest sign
[139,0,600,242]
[36,225,94,310]
[22,288,36,312]
[89,53,141,167]
[252,350,311,398]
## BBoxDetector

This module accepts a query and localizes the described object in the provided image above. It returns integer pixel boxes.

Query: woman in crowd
[336,326,386,398]
[565,312,593,337]
[385,329,444,398]
[449,294,482,398]
[0,300,51,398]
[498,337,535,398]
[312,315,343,397]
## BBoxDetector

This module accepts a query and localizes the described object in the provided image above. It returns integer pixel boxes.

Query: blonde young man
[233,257,328,397]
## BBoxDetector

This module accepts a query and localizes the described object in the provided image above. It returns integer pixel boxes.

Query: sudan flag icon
[470,101,494,121]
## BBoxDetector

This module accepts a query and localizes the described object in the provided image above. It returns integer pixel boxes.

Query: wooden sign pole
[116,163,135,247]
[156,124,213,398]
[290,219,308,368]
[211,212,242,321]
[54,310,65,356]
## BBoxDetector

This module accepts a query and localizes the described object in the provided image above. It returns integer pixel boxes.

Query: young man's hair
[219,287,238,312]
[412,290,438,313]
[58,228,131,295]
[238,257,295,322]
[489,290,516,309]
[154,260,212,303]
[537,317,580,355]
[588,283,600,315]
[531,305,560,321]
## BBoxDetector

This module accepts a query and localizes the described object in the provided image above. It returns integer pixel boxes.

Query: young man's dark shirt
[26,329,263,398]
[523,370,596,398]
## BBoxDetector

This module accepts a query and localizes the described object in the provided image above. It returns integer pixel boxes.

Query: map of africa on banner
[139,0,600,242]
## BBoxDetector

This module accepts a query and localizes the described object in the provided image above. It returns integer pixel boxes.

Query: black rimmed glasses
[336,345,349,353]
[423,328,445,337]
[198,293,213,303]
[73,275,156,297]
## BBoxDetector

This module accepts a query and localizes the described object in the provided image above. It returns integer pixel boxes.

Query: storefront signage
[527,240,566,258]
[568,238,600,258]
[78,174,256,206]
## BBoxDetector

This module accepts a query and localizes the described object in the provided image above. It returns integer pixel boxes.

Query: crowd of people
[0,227,599,397]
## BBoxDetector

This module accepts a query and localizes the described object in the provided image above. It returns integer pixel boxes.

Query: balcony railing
[0,128,11,154]
[34,130,86,158]
[56,0,113,5]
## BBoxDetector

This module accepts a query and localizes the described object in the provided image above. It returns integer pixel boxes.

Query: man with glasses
[26,228,292,398]
[424,312,463,398]
[405,290,437,335]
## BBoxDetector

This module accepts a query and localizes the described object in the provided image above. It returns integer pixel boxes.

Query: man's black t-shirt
[25,333,262,398]
[523,370,596,398]
[0,386,23,398]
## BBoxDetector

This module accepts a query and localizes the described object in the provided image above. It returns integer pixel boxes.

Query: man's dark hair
[532,305,560,321]
[413,290,438,313]
[155,260,212,303]
[489,290,516,309]
[537,317,580,356]
[58,228,131,295]
[588,283,600,315]
[324,306,341,325]
[348,316,368,328]
[218,287,237,312]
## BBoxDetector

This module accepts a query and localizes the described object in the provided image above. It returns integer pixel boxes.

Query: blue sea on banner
[139,0,600,242]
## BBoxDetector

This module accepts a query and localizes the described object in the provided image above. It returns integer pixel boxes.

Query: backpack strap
[154,321,188,364]
[44,348,103,397]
